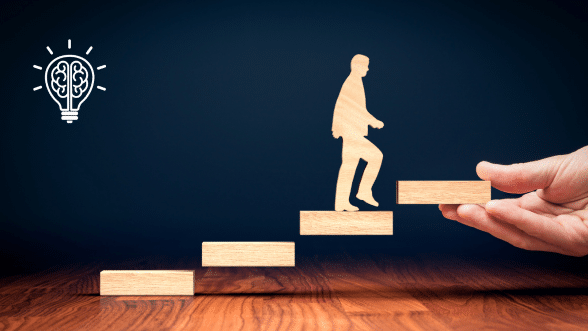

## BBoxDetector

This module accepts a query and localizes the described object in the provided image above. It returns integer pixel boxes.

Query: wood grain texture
[202,242,295,267]
[397,181,491,204]
[300,211,393,235]
[1,254,588,330]
[100,270,194,295]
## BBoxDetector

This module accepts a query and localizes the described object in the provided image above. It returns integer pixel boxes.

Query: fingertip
[456,204,476,218]
[476,161,494,181]
[485,199,507,216]
[439,204,459,221]
[439,204,457,213]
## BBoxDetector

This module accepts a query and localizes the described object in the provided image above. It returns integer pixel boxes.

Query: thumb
[476,156,562,194]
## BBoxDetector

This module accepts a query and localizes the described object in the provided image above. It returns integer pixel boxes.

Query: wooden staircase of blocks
[100,181,490,295]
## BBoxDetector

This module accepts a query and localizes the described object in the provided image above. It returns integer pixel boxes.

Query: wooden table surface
[1,254,587,330]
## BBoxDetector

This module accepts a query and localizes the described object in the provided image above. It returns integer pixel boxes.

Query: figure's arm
[363,109,384,129]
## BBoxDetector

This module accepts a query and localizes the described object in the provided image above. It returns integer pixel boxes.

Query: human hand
[439,146,588,256]
[371,120,384,129]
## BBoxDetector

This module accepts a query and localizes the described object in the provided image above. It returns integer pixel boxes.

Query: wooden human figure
[332,54,384,212]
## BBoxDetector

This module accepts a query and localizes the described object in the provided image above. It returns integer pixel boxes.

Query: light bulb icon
[33,39,106,124]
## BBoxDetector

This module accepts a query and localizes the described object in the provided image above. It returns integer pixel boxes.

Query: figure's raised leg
[335,140,360,212]
[356,138,383,207]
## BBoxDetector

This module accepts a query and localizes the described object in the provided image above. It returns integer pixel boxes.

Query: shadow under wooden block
[397,181,491,204]
[100,270,194,296]
[300,211,393,235]
[202,242,295,267]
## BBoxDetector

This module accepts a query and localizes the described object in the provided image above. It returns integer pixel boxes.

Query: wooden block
[300,211,393,235]
[100,270,194,296]
[396,181,491,204]
[202,242,295,267]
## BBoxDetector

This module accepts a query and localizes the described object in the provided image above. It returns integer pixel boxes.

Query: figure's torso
[332,75,368,138]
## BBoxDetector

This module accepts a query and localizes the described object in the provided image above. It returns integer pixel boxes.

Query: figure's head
[350,54,369,77]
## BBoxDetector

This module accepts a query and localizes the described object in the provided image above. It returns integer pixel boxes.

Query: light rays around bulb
[68,39,71,49]
[46,46,53,55]
[86,46,93,55]
[33,65,43,90]
[97,86,106,91]
[97,65,106,70]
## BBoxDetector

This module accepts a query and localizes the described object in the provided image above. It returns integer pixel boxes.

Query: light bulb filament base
[61,111,79,123]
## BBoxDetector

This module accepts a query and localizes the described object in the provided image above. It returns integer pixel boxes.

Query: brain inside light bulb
[45,55,95,123]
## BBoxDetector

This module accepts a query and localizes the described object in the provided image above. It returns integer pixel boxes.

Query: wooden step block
[300,211,393,235]
[397,181,491,204]
[202,242,295,267]
[100,270,194,296]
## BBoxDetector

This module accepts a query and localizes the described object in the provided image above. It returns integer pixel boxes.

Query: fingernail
[485,200,499,211]
[456,204,473,218]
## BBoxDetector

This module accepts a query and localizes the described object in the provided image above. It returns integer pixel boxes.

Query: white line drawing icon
[33,39,106,124]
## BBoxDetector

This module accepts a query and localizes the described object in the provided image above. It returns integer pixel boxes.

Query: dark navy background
[1,0,587,275]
